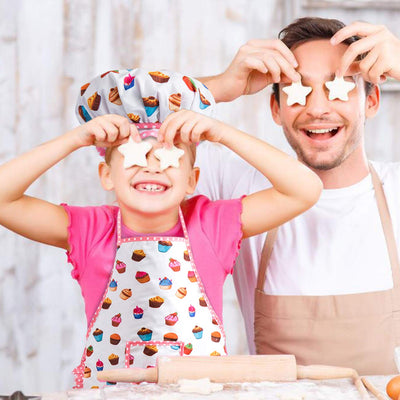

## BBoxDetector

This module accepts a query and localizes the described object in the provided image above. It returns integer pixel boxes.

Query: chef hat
[76,68,216,156]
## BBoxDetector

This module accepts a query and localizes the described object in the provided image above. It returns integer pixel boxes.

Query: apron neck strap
[117,207,188,246]
[256,164,400,292]
[369,163,400,288]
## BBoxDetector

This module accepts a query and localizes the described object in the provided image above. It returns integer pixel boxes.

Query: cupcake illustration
[169,258,181,272]
[109,279,117,291]
[137,327,153,341]
[159,277,172,290]
[158,240,172,253]
[199,89,211,110]
[111,313,121,327]
[133,306,144,319]
[115,260,126,273]
[143,96,159,116]
[124,73,135,90]
[96,359,104,371]
[188,305,195,317]
[192,326,203,339]
[93,328,103,342]
[184,343,193,355]
[78,105,92,122]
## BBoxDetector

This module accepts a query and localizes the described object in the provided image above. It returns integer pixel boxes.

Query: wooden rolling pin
[97,354,363,384]
[98,355,369,398]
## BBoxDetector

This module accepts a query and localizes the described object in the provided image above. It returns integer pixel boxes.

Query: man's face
[271,39,379,171]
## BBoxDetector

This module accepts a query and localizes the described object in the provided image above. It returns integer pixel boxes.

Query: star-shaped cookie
[154,145,185,170]
[282,81,312,106]
[325,76,355,101]
[118,137,152,168]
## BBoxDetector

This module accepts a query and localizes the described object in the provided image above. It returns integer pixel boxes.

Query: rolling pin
[97,354,363,384]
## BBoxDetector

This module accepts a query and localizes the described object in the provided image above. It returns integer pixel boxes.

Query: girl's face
[99,138,199,228]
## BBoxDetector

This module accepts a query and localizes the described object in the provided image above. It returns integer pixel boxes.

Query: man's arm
[198,39,300,103]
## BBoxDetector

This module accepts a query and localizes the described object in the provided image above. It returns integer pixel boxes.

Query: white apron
[73,208,226,388]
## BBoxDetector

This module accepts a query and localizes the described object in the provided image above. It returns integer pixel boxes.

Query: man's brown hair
[272,17,374,104]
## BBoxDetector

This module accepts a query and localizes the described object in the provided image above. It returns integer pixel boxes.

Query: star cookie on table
[118,137,152,168]
[282,81,312,106]
[154,145,185,170]
[325,76,355,101]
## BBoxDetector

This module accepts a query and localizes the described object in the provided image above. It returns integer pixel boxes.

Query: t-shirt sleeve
[61,204,117,280]
[186,196,244,275]
[195,141,252,200]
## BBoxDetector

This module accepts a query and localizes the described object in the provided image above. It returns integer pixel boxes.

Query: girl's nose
[143,152,161,173]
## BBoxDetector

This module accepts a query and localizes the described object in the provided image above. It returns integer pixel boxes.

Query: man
[195,17,400,374]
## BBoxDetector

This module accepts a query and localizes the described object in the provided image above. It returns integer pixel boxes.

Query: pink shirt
[62,195,243,325]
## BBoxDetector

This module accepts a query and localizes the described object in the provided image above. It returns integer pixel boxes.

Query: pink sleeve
[186,196,244,275]
[61,204,117,280]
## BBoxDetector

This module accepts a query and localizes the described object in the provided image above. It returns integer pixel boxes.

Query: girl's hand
[73,114,139,148]
[158,110,225,146]
[331,22,400,84]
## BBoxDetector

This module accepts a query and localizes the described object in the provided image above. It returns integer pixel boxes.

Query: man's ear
[365,85,380,119]
[98,162,114,191]
[270,92,282,126]
[186,167,200,195]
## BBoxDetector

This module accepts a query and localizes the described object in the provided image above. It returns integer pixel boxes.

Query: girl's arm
[159,110,322,238]
[0,115,133,249]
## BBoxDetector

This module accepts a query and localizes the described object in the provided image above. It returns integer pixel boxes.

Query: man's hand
[201,39,300,103]
[332,21,400,84]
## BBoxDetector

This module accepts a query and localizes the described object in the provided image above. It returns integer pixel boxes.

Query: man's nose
[305,85,331,118]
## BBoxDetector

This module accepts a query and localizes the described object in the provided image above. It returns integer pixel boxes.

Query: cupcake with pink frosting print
[169,258,180,272]
[116,260,126,274]
[188,305,195,317]
[133,306,144,319]
[96,359,104,371]
[111,313,121,327]
[124,73,135,90]
[165,312,178,326]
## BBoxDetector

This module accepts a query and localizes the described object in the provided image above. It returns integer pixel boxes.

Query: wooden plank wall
[0,0,399,393]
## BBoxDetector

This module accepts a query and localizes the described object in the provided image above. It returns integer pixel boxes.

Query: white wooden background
[0,0,399,394]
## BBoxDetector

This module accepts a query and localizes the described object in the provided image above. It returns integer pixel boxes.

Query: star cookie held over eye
[154,146,185,171]
[325,76,356,101]
[118,137,152,168]
[282,81,312,106]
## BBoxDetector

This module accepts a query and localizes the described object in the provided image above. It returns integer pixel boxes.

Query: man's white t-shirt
[195,141,400,354]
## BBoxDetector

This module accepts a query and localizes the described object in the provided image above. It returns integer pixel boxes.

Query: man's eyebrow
[300,72,336,82]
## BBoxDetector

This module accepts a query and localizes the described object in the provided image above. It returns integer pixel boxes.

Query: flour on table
[178,378,223,394]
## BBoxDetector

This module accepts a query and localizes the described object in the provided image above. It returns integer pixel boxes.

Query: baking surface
[39,376,392,399]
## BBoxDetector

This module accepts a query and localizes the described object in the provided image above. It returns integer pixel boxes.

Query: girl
[0,69,322,389]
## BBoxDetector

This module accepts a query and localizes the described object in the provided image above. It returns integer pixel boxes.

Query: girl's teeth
[137,183,165,192]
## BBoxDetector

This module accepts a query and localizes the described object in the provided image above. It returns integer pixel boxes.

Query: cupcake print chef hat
[76,68,216,156]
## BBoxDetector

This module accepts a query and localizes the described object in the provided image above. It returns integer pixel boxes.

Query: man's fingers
[336,34,382,77]
[331,21,385,45]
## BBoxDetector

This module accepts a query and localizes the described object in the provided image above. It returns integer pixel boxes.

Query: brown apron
[254,165,400,375]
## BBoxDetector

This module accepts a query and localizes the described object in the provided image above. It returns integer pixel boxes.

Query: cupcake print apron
[73,208,226,388]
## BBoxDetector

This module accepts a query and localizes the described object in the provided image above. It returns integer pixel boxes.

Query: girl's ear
[186,167,200,195]
[98,162,114,191]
